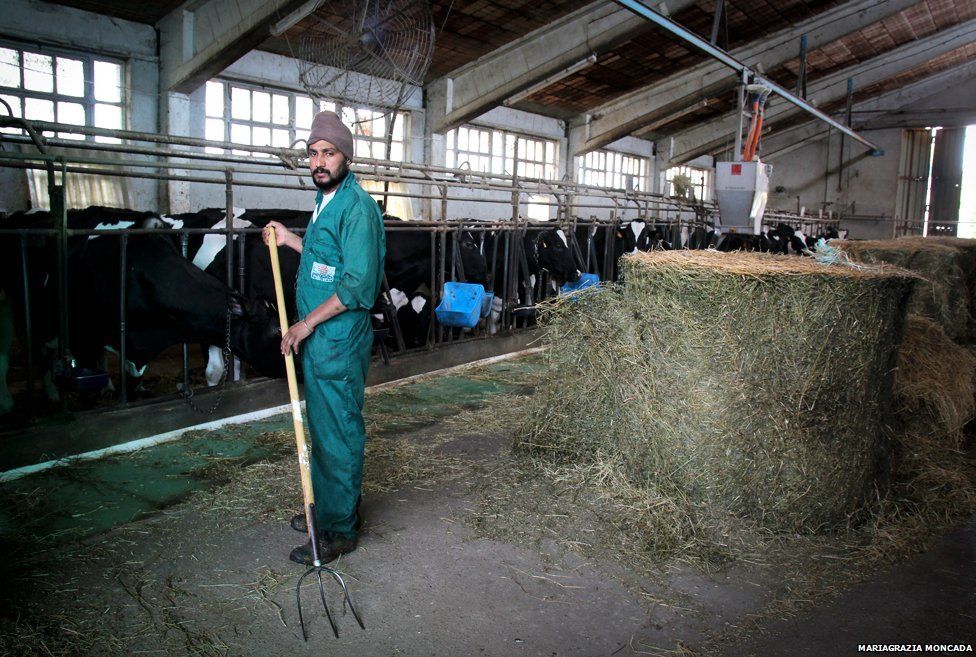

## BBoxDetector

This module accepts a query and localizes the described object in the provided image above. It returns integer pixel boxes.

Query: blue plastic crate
[435,282,486,328]
[559,273,600,297]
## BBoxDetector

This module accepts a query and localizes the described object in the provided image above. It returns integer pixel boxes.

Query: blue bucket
[435,282,486,328]
[55,366,111,392]
[481,292,495,318]
[559,273,600,297]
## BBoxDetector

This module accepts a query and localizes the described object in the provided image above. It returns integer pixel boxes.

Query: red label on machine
[731,164,742,175]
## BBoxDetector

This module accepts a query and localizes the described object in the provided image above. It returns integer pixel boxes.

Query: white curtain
[361,179,413,219]
[25,146,129,210]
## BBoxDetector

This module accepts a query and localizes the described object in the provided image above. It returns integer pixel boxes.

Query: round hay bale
[519,251,915,534]
[894,314,976,445]
[899,236,976,340]
[834,239,970,341]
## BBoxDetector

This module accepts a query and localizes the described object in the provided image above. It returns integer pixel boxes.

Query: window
[526,194,552,221]
[578,150,648,190]
[445,125,558,180]
[205,80,408,161]
[0,43,124,142]
[664,165,711,202]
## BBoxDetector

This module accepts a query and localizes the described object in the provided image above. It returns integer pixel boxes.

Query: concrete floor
[2,355,974,656]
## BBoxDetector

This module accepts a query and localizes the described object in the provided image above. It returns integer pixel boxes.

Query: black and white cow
[381,217,490,349]
[1,207,164,408]
[0,207,285,413]
[154,208,306,384]
[524,226,581,289]
[577,220,651,282]
[69,232,285,383]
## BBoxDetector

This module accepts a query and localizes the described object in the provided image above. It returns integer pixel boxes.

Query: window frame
[0,39,126,142]
[206,77,410,162]
[664,164,712,202]
[577,149,649,191]
[445,123,559,181]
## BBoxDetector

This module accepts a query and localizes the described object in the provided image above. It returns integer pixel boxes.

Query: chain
[177,307,233,414]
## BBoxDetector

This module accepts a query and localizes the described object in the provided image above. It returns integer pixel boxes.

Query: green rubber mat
[0,355,540,544]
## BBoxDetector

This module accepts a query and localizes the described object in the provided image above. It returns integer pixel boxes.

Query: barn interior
[1,0,975,655]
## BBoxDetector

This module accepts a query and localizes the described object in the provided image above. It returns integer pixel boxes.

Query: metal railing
[0,116,771,422]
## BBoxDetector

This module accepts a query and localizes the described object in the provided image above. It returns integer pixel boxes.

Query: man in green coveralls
[262,111,385,565]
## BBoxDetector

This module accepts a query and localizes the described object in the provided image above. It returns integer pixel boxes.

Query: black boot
[289,533,358,566]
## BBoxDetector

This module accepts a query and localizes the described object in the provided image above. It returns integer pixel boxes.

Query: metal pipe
[181,232,190,394]
[797,34,808,99]
[838,77,854,192]
[0,132,719,209]
[1,219,652,238]
[237,232,247,383]
[19,235,34,419]
[612,0,878,151]
[119,234,128,405]
[709,0,724,46]
[52,161,68,390]
[734,71,747,159]
[0,158,712,212]
[427,231,437,349]
[501,232,511,331]
[225,169,238,381]
[438,229,447,344]
[0,116,48,154]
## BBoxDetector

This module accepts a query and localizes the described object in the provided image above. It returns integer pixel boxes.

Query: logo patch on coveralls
[310,261,336,283]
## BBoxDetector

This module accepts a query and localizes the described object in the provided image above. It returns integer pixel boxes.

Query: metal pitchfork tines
[295,505,365,640]
[266,226,366,641]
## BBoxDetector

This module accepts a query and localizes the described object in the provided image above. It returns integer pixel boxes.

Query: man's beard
[311,160,350,192]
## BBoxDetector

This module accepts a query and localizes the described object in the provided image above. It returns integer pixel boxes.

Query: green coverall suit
[297,171,385,540]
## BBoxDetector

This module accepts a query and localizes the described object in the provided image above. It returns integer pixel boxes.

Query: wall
[0,0,158,213]
[184,50,428,215]
[765,128,902,239]
[0,1,658,224]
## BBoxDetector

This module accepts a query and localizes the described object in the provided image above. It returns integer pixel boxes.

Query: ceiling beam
[665,17,976,164]
[158,0,308,94]
[759,59,976,160]
[859,108,976,130]
[424,0,698,136]
[569,0,920,156]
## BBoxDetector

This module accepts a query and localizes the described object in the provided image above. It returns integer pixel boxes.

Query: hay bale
[834,239,970,341]
[875,314,976,548]
[893,315,976,444]
[899,237,976,340]
[519,251,914,534]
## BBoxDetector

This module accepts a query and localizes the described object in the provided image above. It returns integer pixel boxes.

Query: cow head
[531,229,580,287]
[230,295,287,379]
[622,220,649,253]
[456,231,488,287]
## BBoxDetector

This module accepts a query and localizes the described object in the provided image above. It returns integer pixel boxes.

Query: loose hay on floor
[835,239,971,341]
[518,251,915,550]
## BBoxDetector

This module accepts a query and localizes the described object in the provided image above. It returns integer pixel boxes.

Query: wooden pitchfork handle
[266,226,323,566]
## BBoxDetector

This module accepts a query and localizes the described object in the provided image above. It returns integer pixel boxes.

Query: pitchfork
[266,226,366,640]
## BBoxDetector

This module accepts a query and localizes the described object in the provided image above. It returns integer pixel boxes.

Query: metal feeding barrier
[0,117,725,423]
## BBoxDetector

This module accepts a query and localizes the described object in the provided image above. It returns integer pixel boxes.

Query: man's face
[308,140,349,192]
